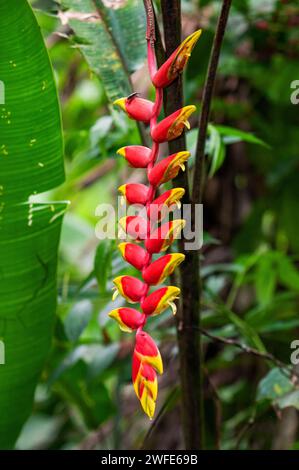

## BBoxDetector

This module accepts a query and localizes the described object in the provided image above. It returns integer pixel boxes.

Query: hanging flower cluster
[109,28,201,419]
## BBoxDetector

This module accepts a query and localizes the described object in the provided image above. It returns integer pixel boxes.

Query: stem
[139,1,163,324]
[196,326,299,381]
[161,0,204,450]
[192,0,232,204]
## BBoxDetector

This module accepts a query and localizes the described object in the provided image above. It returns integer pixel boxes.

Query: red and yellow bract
[109,25,201,419]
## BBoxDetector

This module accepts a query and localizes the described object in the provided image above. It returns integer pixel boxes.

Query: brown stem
[161,0,204,450]
[195,326,299,381]
[192,0,232,204]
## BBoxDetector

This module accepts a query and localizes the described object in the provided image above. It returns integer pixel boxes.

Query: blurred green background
[17,0,299,450]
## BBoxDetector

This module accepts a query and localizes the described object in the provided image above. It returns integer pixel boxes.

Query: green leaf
[49,343,119,384]
[0,1,65,448]
[257,368,294,402]
[0,9,64,203]
[216,125,269,148]
[58,0,146,102]
[94,239,113,293]
[207,124,226,177]
[207,124,268,177]
[277,254,299,292]
[255,254,277,306]
[64,299,93,341]
[277,390,299,411]
[56,364,116,428]
[224,307,266,353]
[95,0,146,73]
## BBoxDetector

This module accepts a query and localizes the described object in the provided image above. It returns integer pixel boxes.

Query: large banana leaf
[0,0,65,448]
[58,0,146,102]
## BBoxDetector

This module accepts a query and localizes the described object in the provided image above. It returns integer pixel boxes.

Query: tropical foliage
[1,0,299,451]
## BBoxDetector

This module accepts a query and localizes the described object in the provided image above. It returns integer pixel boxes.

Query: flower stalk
[109,8,201,418]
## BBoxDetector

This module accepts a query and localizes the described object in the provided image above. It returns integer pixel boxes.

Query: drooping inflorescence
[109,27,202,418]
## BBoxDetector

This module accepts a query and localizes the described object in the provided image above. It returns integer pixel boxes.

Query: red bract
[118,243,150,270]
[148,151,190,186]
[109,20,200,418]
[152,30,202,88]
[142,253,185,285]
[141,286,181,316]
[134,330,163,374]
[113,95,154,122]
[148,188,185,222]
[145,219,186,254]
[151,106,196,143]
[118,183,149,205]
[119,215,148,240]
[109,307,145,332]
[117,146,152,168]
[112,275,147,303]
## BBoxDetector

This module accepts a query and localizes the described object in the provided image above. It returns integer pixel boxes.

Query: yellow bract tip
[140,390,156,420]
[118,242,127,257]
[118,184,126,196]
[117,147,126,157]
[184,29,202,48]
[113,97,126,112]
[181,104,197,117]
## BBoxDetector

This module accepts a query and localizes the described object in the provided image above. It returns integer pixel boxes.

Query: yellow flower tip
[183,29,202,50]
[113,97,126,111]
[172,218,186,236]
[118,184,126,196]
[177,150,191,161]
[112,276,122,287]
[108,309,133,333]
[153,352,164,375]
[167,188,185,208]
[118,242,127,257]
[140,392,156,420]
[112,276,127,301]
[183,104,197,115]
[116,147,126,157]
[172,252,186,265]
[165,286,181,316]
[172,187,185,199]
[108,308,122,322]
[168,286,181,298]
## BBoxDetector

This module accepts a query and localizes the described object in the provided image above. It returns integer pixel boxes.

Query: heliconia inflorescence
[109,24,202,419]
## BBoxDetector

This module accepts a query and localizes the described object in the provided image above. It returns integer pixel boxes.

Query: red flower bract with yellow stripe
[114,95,154,122]
[117,145,152,168]
[108,24,201,418]
[109,307,145,332]
[118,183,149,205]
[148,151,190,186]
[142,253,185,285]
[152,30,202,88]
[151,106,196,143]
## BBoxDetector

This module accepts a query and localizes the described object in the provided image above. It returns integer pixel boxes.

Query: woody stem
[161,0,204,450]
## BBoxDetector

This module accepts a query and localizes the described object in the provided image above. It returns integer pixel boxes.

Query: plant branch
[192,0,232,204]
[194,326,299,381]
[160,0,204,450]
